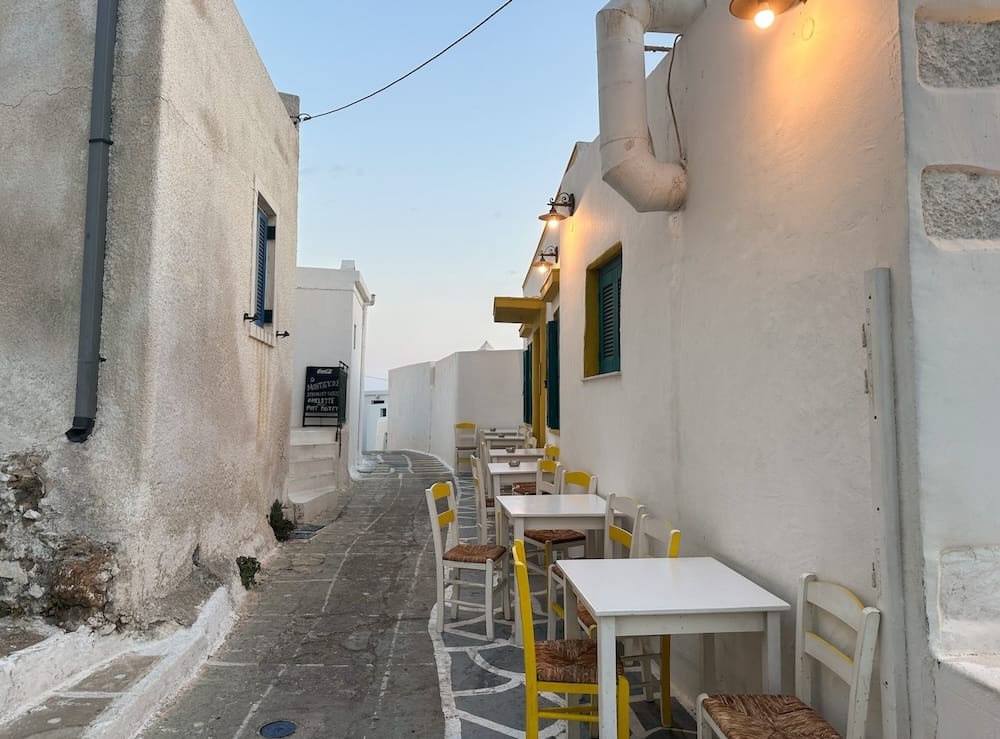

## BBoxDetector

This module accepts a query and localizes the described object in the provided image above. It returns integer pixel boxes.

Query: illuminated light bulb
[547,219,559,230]
[535,262,550,274]
[754,2,775,28]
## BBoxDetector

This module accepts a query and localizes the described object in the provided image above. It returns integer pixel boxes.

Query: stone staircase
[287,427,341,523]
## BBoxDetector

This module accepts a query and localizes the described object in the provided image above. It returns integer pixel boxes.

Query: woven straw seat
[534,638,625,684]
[524,528,586,545]
[512,481,537,495]
[577,602,596,628]
[443,542,506,563]
[699,695,839,739]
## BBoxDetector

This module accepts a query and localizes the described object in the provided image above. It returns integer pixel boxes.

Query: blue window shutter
[598,255,622,373]
[522,346,532,424]
[546,320,560,429]
[255,208,268,326]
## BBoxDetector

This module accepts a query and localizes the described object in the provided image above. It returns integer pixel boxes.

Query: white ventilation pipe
[597,0,706,212]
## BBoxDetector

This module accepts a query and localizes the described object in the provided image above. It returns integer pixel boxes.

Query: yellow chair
[469,453,493,544]
[543,443,560,460]
[512,539,630,739]
[454,422,477,469]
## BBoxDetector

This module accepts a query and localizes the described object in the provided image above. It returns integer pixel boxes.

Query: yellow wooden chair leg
[660,635,672,726]
[617,675,631,739]
[525,686,540,739]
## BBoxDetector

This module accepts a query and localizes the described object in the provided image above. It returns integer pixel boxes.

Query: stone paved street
[139,451,694,738]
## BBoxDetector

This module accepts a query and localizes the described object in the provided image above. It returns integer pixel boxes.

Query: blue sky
[234,0,617,388]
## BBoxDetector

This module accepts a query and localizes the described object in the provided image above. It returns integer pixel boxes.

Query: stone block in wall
[917,18,1000,88]
[939,545,1000,655]
[922,167,1000,242]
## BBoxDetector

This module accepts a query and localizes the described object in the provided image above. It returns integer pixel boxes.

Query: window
[253,201,276,327]
[584,246,622,376]
[522,345,532,424]
[546,318,560,429]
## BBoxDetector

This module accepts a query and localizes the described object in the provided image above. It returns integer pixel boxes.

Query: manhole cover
[289,524,324,540]
[259,720,297,737]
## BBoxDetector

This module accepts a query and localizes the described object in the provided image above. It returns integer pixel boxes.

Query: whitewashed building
[362,390,389,453]
[387,348,522,468]
[0,0,299,627]
[286,263,374,520]
[494,1,1000,735]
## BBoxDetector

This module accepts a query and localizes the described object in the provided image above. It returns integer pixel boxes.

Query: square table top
[482,429,524,438]
[489,448,545,459]
[496,493,607,518]
[556,557,790,618]
[487,461,539,476]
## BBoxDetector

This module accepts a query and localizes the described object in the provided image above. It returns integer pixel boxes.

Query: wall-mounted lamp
[532,245,559,274]
[538,192,575,229]
[729,0,802,28]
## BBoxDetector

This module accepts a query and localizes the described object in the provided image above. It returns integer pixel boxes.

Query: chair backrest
[636,514,681,558]
[559,469,597,495]
[544,444,560,461]
[512,539,538,691]
[524,435,537,449]
[425,481,459,563]
[455,422,477,448]
[603,494,646,559]
[535,459,563,495]
[794,574,881,739]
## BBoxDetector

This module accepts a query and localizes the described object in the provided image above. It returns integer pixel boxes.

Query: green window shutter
[598,255,621,373]
[254,208,269,326]
[546,320,560,429]
[522,346,532,424]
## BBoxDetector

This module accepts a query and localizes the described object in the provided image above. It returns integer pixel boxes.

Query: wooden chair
[454,422,477,470]
[697,573,881,739]
[512,539,630,739]
[470,453,493,544]
[544,443,560,460]
[425,481,506,640]
[546,493,646,639]
[523,469,597,569]
[625,514,682,726]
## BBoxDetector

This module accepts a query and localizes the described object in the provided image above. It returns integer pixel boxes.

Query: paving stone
[2,696,113,737]
[71,654,161,692]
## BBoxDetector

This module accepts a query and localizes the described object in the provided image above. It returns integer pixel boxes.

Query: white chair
[512,457,562,497]
[470,453,493,544]
[697,573,881,739]
[546,493,646,639]
[624,514,681,726]
[523,469,597,569]
[454,422,477,469]
[425,481,506,640]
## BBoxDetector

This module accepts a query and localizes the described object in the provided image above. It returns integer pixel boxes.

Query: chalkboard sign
[303,364,348,426]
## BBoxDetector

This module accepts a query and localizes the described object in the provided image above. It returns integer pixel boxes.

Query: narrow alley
[141,452,448,739]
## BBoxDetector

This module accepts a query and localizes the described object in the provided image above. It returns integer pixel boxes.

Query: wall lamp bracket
[242,312,258,322]
[276,330,291,338]
[538,192,575,223]
[532,245,559,271]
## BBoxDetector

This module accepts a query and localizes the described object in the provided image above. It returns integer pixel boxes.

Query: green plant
[236,556,260,589]
[268,500,295,542]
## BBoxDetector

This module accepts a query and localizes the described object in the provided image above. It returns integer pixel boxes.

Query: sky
[233,0,627,390]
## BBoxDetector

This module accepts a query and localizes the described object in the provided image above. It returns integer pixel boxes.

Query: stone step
[287,484,339,523]
[289,442,338,462]
[286,472,337,495]
[288,457,334,479]
[290,427,338,445]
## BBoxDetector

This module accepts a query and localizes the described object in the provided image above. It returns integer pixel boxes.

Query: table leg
[512,518,525,646]
[702,633,716,694]
[597,617,618,738]
[497,506,510,620]
[765,611,782,693]
[564,583,580,639]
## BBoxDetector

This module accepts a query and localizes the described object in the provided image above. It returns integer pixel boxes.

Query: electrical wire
[666,34,685,168]
[296,0,515,123]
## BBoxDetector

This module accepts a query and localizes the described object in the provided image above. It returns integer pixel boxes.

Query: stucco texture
[0,0,299,626]
[550,1,909,733]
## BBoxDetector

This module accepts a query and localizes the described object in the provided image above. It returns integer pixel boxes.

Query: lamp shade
[729,0,798,21]
[538,205,567,223]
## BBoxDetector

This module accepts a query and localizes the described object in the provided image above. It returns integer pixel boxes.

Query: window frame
[584,244,623,377]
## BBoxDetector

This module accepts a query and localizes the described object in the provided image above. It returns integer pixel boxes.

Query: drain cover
[259,720,297,737]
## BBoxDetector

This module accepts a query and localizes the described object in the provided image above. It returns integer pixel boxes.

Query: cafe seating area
[430,425,882,737]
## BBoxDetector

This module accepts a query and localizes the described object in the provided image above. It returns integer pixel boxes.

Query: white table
[482,432,527,450]
[488,448,545,462]
[495,493,608,643]
[559,557,790,737]
[486,460,538,499]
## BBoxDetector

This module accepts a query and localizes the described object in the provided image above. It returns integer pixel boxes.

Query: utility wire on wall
[295,0,514,123]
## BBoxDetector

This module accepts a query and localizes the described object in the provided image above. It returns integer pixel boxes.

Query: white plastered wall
[387,363,434,453]
[0,0,299,622]
[553,1,910,733]
[291,264,371,472]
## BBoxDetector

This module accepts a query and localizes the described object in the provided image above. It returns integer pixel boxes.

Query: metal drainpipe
[67,0,120,443]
